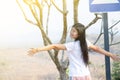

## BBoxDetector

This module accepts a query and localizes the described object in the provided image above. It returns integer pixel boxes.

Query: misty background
[0,0,120,48]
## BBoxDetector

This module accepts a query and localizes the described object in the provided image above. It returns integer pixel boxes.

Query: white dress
[64,40,92,77]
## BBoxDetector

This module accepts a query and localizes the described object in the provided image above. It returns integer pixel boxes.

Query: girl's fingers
[117,57,120,61]
[113,55,120,62]
[27,48,39,56]
[27,48,36,56]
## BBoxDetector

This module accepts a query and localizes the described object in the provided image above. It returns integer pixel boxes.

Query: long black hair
[72,23,89,66]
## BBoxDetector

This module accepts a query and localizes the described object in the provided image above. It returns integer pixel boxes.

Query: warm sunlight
[0,0,42,48]
[0,0,120,48]
[0,0,120,80]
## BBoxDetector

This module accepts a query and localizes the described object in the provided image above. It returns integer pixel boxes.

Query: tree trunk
[73,0,79,24]
[60,0,67,43]
[59,67,68,80]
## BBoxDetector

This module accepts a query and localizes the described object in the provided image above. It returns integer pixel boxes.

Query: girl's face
[70,27,79,39]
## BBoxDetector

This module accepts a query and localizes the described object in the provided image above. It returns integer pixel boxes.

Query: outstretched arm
[28,44,66,56]
[89,44,120,61]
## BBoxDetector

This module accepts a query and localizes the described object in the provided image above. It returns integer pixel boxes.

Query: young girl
[28,23,120,80]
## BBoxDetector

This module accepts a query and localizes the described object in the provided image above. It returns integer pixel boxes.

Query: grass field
[0,48,115,80]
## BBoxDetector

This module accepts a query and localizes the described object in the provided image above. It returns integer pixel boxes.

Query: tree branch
[109,20,120,30]
[16,0,38,26]
[51,0,68,14]
[110,41,120,46]
[73,0,79,23]
[60,0,68,44]
[85,14,102,29]
[35,0,43,26]
[93,22,103,45]
[44,0,52,34]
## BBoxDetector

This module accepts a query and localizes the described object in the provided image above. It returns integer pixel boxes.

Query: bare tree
[17,0,68,79]
[16,0,120,80]
[92,19,120,46]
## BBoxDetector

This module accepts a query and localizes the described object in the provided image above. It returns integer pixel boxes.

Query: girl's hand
[111,54,120,62]
[28,48,38,56]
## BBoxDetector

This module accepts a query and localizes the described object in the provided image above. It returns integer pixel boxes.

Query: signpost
[89,0,120,80]
[102,13,111,80]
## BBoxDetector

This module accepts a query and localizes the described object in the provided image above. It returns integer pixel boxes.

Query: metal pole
[102,13,111,80]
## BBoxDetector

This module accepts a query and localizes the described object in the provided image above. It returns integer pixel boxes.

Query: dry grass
[0,48,112,80]
[89,54,106,80]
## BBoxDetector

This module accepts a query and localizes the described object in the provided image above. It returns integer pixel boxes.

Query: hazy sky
[0,0,42,48]
[0,0,120,48]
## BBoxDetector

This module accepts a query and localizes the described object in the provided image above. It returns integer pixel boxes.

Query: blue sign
[89,0,120,12]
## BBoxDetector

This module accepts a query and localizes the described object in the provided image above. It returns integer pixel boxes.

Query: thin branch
[24,0,43,25]
[44,0,51,7]
[44,0,52,34]
[73,0,80,23]
[16,0,38,26]
[85,14,102,29]
[60,0,68,44]
[25,19,38,26]
[94,33,103,45]
[27,1,52,45]
[109,20,120,30]
[93,19,104,44]
[110,41,120,46]
[23,0,41,25]
[18,0,52,44]
[51,0,67,14]
[24,0,43,26]
[23,0,35,5]
[29,5,40,24]
[109,29,114,43]
[35,0,43,26]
